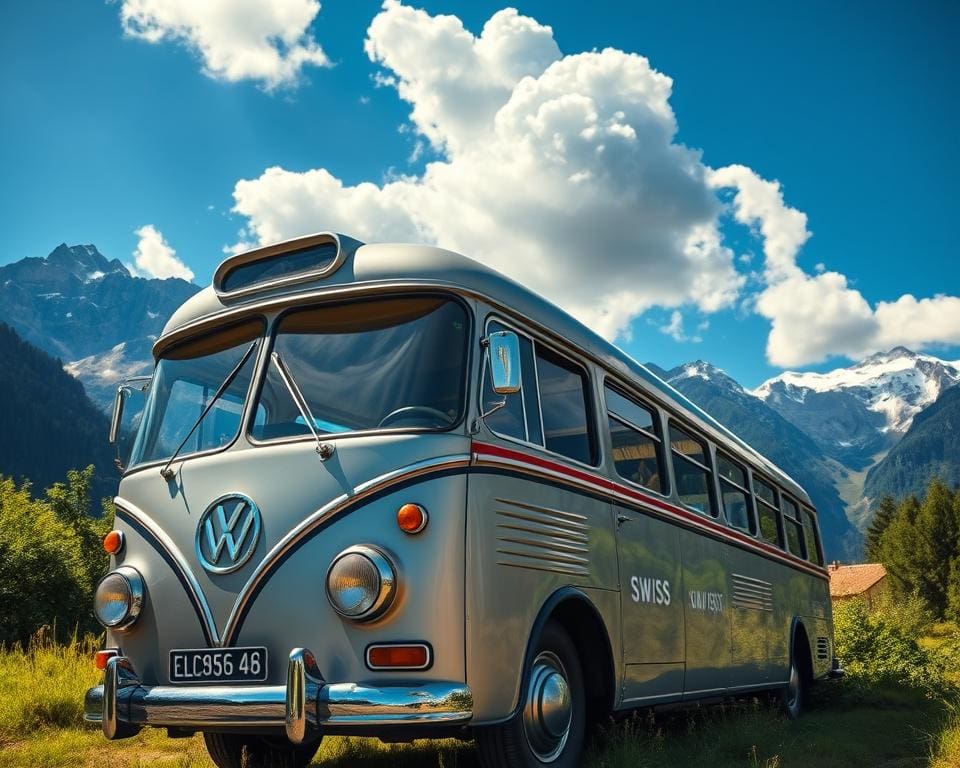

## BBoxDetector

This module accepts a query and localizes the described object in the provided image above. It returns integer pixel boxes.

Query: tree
[45,465,112,591]
[866,496,897,562]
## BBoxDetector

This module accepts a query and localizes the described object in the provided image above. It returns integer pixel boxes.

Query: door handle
[616,513,631,526]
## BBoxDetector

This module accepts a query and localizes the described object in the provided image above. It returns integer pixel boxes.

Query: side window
[606,384,666,494]
[669,423,715,516]
[482,321,541,443]
[753,476,783,547]
[535,345,595,465]
[801,508,824,565]
[717,453,754,533]
[781,497,806,558]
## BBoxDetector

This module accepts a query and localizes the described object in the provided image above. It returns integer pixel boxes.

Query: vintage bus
[86,232,838,768]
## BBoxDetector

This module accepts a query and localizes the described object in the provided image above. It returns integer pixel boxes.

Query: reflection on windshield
[252,296,468,441]
[128,320,264,468]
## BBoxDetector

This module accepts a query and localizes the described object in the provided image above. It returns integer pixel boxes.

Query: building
[827,563,888,609]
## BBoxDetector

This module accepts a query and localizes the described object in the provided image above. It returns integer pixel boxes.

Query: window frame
[716,450,757,535]
[667,418,718,518]
[780,493,808,560]
[800,506,825,565]
[751,472,785,549]
[603,379,670,498]
[479,314,601,468]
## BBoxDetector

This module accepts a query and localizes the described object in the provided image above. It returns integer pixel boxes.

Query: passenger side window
[801,508,824,565]
[753,476,783,547]
[669,423,715,516]
[606,385,666,494]
[781,497,806,558]
[482,322,541,444]
[535,345,595,465]
[717,453,754,533]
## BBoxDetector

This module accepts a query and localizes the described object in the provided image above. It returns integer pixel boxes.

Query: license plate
[169,647,268,684]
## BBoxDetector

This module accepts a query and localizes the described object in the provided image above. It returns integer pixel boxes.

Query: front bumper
[84,648,473,741]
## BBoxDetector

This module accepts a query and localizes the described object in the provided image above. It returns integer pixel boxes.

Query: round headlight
[94,566,144,630]
[326,546,396,621]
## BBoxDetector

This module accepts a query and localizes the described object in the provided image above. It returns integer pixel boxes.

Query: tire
[475,621,586,768]
[781,652,805,720]
[203,732,321,768]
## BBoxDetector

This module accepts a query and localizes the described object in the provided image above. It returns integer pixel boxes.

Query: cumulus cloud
[118,0,329,90]
[710,165,960,366]
[131,225,195,281]
[659,310,704,343]
[233,0,743,340]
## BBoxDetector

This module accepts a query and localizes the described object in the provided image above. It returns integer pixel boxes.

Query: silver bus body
[85,233,835,763]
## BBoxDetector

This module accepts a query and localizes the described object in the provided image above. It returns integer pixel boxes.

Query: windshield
[128,319,264,468]
[252,296,468,440]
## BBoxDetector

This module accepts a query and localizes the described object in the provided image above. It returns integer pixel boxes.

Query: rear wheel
[781,652,805,719]
[475,621,586,768]
[203,732,321,768]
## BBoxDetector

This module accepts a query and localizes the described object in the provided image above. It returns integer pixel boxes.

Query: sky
[1,0,958,387]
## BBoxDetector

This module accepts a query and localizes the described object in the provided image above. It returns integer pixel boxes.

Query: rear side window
[717,453,754,533]
[669,423,715,516]
[801,508,824,565]
[606,385,666,494]
[781,497,805,558]
[754,476,782,547]
[535,346,595,465]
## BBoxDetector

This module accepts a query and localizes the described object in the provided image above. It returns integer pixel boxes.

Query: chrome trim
[221,453,471,644]
[94,566,145,631]
[365,643,433,671]
[84,651,473,735]
[325,545,397,621]
[213,232,352,300]
[114,499,222,645]
[286,649,324,744]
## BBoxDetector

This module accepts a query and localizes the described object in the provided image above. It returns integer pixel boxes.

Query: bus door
[668,423,731,698]
[605,385,684,703]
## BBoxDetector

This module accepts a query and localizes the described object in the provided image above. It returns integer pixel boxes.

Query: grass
[0,634,955,768]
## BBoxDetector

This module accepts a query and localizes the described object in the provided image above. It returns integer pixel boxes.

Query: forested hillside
[0,323,117,503]
[864,385,960,502]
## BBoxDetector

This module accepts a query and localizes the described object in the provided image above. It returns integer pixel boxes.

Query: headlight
[326,545,396,621]
[94,566,144,630]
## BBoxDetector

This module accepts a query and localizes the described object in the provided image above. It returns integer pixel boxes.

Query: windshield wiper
[160,341,258,480]
[271,351,335,460]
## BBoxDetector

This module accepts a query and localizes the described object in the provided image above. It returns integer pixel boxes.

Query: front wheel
[475,621,586,767]
[203,732,321,768]
[780,654,805,719]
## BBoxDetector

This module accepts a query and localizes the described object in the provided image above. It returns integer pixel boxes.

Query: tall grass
[0,628,101,745]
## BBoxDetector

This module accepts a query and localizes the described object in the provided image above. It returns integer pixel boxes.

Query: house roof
[828,563,887,597]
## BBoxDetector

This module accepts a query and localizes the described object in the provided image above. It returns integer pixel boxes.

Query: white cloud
[233,0,743,341]
[711,165,960,366]
[131,225,195,281]
[659,310,704,343]
[118,0,329,90]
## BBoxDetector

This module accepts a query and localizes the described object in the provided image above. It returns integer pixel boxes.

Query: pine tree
[866,496,897,562]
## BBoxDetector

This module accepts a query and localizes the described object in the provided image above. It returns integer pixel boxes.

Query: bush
[834,598,944,691]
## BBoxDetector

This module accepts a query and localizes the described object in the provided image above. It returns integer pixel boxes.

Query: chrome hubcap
[787,661,800,709]
[523,651,572,762]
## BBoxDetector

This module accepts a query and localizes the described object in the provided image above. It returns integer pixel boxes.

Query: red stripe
[472,441,828,580]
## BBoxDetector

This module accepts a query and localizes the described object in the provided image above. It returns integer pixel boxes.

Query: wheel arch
[790,616,814,685]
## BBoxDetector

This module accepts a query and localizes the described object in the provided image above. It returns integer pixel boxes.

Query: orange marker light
[103,530,125,555]
[367,644,430,670]
[95,649,118,671]
[397,504,428,534]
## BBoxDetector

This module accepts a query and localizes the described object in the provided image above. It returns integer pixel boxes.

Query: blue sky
[2,0,958,387]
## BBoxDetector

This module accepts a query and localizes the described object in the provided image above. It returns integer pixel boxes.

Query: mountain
[0,323,118,503]
[864,385,960,502]
[650,361,858,559]
[0,244,200,408]
[752,347,960,470]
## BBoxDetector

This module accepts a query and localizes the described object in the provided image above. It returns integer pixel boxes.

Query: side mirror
[109,386,128,445]
[487,331,521,395]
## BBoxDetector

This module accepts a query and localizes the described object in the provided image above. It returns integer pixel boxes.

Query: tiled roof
[828,563,887,597]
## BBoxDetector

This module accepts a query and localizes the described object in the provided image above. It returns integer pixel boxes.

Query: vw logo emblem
[196,494,261,574]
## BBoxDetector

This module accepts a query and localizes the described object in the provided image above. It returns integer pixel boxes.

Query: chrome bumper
[84,648,473,741]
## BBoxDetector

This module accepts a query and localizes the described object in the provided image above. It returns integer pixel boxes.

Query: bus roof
[158,234,809,503]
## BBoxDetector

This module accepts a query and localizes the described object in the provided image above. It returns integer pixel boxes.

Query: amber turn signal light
[397,503,428,534]
[95,649,119,671]
[366,644,431,670]
[103,530,125,555]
